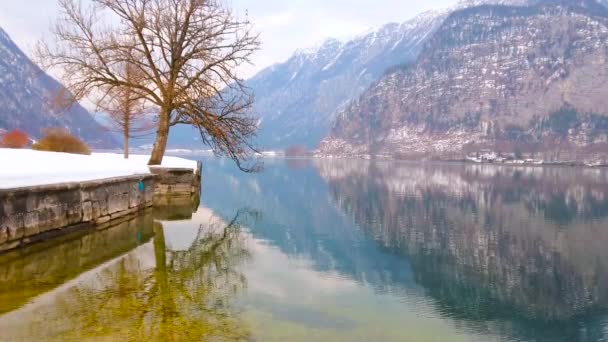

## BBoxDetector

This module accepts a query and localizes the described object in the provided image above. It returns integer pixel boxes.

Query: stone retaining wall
[0,175,155,252]
[0,161,202,253]
[149,161,202,197]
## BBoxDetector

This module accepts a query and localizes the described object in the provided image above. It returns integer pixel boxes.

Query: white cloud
[258,11,296,28]
[0,0,458,78]
[231,0,458,76]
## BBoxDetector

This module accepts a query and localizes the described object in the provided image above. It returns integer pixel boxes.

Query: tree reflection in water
[41,209,257,341]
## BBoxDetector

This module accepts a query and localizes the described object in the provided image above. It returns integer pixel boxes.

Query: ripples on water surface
[1,158,608,341]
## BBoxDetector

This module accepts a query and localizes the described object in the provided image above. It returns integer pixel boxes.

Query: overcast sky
[0,0,457,77]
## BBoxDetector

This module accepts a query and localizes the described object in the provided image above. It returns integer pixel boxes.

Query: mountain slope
[248,10,448,149]
[247,0,557,151]
[0,28,117,148]
[319,0,608,160]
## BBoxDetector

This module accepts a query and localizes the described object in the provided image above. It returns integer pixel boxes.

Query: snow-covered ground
[0,149,198,189]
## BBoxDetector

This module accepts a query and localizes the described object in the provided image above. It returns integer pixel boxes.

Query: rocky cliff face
[248,10,448,149]
[0,28,117,148]
[319,0,608,161]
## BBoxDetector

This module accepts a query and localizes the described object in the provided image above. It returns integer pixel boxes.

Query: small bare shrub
[0,129,29,148]
[32,128,91,155]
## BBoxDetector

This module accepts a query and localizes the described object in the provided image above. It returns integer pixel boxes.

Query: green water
[1,158,608,341]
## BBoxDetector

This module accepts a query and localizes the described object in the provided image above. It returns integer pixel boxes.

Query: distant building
[480,151,498,162]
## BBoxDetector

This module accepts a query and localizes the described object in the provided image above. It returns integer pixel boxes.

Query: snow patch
[322,48,345,71]
[289,71,299,81]
[0,149,198,189]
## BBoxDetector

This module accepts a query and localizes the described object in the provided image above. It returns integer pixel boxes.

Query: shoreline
[0,151,202,253]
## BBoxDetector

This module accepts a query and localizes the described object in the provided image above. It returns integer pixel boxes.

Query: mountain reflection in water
[1,158,608,341]
[325,161,608,331]
[202,159,608,342]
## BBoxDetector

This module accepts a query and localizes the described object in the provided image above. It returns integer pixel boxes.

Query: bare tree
[38,0,261,170]
[97,59,153,158]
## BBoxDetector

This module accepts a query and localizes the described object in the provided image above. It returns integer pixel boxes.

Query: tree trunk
[124,129,129,159]
[124,114,130,159]
[153,223,176,340]
[149,107,170,165]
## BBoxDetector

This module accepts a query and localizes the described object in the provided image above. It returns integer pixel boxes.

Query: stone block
[97,195,109,217]
[177,184,193,193]
[0,240,20,253]
[86,187,109,217]
[81,188,91,202]
[149,167,199,197]
[67,205,83,226]
[108,192,130,214]
[25,195,39,213]
[91,201,101,220]
[7,195,27,217]
[36,206,53,231]
[144,185,155,203]
[95,215,111,225]
[110,206,138,221]
[82,201,93,222]
[129,183,141,208]
[110,211,124,221]
[24,212,40,237]
[56,188,82,210]
[40,204,64,230]
[7,214,25,241]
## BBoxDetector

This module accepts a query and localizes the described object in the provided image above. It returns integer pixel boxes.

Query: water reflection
[200,158,608,341]
[0,208,256,341]
[0,213,155,314]
[2,159,608,341]
[315,160,608,341]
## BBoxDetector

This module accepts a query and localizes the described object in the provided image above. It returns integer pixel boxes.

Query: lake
[1,158,608,341]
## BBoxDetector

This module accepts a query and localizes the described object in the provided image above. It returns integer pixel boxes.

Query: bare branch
[38,0,261,167]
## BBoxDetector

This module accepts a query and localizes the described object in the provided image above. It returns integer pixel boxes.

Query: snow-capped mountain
[0,27,117,148]
[247,0,576,151]
[318,0,608,161]
[248,9,448,150]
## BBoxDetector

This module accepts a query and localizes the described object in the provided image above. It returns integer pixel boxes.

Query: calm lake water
[1,158,608,341]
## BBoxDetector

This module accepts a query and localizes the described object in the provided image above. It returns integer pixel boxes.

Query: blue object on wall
[138,181,145,192]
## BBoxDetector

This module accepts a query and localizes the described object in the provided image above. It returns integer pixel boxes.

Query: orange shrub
[32,128,91,155]
[0,130,29,148]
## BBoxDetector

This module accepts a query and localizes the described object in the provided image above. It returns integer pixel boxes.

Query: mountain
[0,28,117,148]
[247,0,550,151]
[318,0,608,161]
[248,10,448,150]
